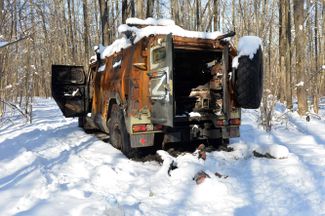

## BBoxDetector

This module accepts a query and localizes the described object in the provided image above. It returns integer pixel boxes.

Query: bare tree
[285,0,293,109]
[83,0,90,61]
[196,0,200,30]
[122,0,128,24]
[130,0,135,17]
[293,0,307,115]
[136,0,144,19]
[67,0,76,62]
[99,0,110,45]
[146,0,154,18]
[279,0,286,102]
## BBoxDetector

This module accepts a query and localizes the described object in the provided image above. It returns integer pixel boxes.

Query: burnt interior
[173,49,223,115]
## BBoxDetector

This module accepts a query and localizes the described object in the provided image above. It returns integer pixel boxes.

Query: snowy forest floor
[0,98,325,216]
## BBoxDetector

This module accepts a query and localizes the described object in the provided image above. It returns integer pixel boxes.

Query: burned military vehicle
[52,18,263,157]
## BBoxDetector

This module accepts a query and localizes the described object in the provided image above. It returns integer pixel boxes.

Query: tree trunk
[99,0,110,45]
[279,0,287,102]
[94,0,100,44]
[213,0,219,31]
[156,0,161,18]
[322,0,325,96]
[83,0,90,61]
[286,0,293,109]
[0,0,3,26]
[293,0,307,115]
[170,0,180,25]
[312,0,319,113]
[232,0,235,30]
[122,0,128,24]
[67,0,76,62]
[196,0,200,31]
[136,0,144,19]
[130,0,135,17]
[146,0,154,18]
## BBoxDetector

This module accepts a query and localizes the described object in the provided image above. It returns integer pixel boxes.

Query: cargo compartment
[173,49,224,118]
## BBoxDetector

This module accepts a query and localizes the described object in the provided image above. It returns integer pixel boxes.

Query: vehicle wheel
[78,116,85,128]
[209,138,231,151]
[235,46,263,109]
[108,104,138,158]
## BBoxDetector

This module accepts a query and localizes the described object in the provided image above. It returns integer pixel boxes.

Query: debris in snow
[253,144,289,159]
[156,150,176,175]
[215,172,228,179]
[295,81,304,87]
[193,171,210,184]
[193,144,207,160]
[167,160,178,176]
[1,98,325,215]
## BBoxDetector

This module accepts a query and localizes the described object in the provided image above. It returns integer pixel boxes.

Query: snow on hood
[100,18,223,59]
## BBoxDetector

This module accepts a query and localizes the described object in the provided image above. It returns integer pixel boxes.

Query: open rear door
[148,34,174,127]
[51,65,87,117]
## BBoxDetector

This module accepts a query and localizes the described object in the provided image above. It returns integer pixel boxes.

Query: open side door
[51,65,87,117]
[148,34,174,127]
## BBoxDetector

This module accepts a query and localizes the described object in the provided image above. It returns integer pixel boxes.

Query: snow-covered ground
[0,98,325,216]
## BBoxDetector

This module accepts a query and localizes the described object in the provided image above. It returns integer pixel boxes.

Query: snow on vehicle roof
[100,18,223,59]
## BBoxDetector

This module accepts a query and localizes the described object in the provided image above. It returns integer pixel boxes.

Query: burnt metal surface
[52,65,87,117]
[52,31,241,147]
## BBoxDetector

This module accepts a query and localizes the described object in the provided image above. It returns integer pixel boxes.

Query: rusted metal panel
[88,31,240,139]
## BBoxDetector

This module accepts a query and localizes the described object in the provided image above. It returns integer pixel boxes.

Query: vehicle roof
[99,18,226,59]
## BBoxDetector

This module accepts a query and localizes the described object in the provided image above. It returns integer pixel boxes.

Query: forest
[0,0,324,125]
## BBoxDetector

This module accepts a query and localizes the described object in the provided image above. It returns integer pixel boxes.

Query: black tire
[235,46,263,109]
[78,116,85,128]
[108,104,138,158]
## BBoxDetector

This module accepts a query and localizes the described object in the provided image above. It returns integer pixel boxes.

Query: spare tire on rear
[235,45,263,109]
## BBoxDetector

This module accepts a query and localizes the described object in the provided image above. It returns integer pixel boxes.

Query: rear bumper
[163,124,240,144]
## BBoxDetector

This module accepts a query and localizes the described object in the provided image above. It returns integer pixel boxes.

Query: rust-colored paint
[90,34,238,132]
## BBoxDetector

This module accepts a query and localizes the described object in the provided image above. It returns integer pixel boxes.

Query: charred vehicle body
[52,19,263,157]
